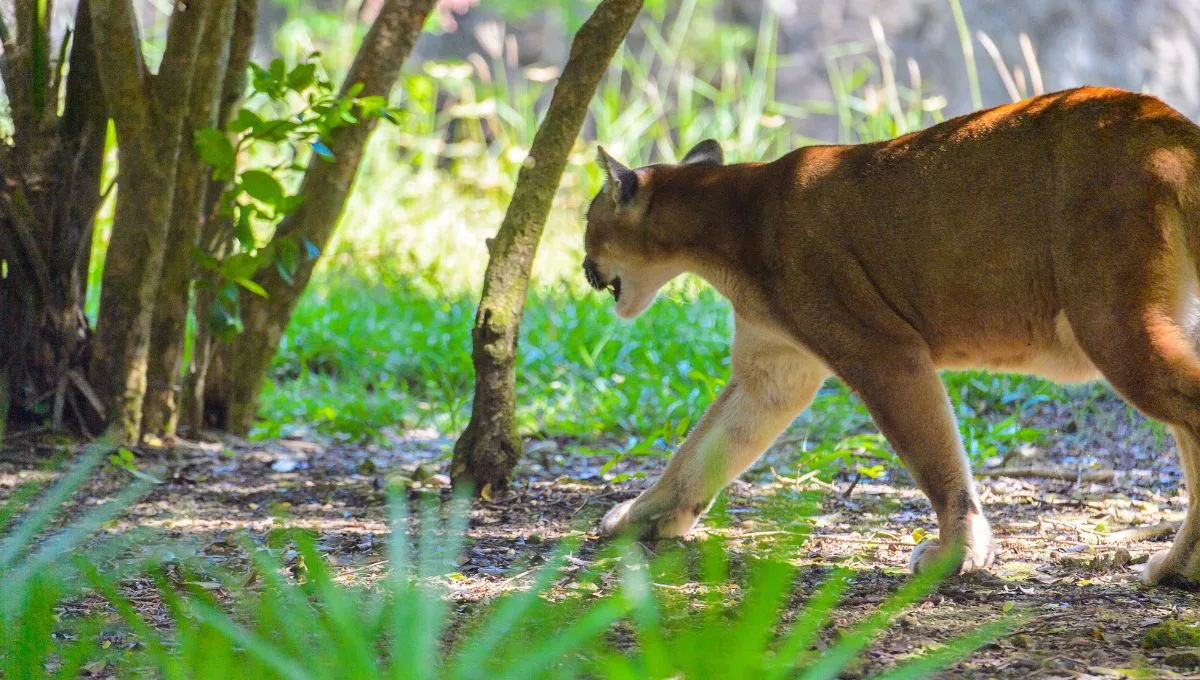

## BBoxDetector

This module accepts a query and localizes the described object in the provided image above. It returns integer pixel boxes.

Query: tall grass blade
[0,440,108,571]
[798,549,960,680]
[947,0,982,109]
[498,598,627,680]
[872,618,1015,680]
[448,542,578,679]
[763,568,853,680]
[184,598,316,680]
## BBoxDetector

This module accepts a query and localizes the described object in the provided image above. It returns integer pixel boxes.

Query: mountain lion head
[581,139,724,318]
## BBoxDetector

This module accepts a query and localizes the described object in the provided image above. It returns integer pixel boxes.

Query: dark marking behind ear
[681,139,724,166]
[596,146,639,205]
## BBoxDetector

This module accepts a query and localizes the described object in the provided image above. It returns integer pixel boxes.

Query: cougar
[582,87,1200,585]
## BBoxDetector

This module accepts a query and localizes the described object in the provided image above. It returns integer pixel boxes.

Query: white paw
[1140,549,1196,586]
[599,499,637,537]
[597,493,700,541]
[910,516,995,575]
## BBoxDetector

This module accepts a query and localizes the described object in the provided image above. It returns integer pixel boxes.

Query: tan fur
[583,87,1200,584]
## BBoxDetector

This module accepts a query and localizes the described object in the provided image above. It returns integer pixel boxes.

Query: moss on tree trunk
[180,0,258,435]
[0,0,108,436]
[451,0,644,496]
[141,0,237,438]
[87,0,220,442]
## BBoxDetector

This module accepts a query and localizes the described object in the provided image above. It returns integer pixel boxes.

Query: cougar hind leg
[835,343,995,575]
[1058,206,1200,585]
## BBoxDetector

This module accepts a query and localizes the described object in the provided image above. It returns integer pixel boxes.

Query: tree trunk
[88,0,211,442]
[142,0,237,438]
[180,0,258,434]
[0,0,107,434]
[217,0,438,436]
[451,0,644,495]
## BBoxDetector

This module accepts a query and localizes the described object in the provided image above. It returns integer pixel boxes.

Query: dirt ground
[5,393,1200,678]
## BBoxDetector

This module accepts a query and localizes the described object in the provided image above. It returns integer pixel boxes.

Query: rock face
[743,0,1200,139]
[417,0,1200,142]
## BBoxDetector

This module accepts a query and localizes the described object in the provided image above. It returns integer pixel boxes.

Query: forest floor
[4,392,1200,678]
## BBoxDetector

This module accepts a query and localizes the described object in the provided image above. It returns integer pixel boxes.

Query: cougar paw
[1142,550,1200,587]
[910,519,995,575]
[597,494,700,541]
[599,499,638,538]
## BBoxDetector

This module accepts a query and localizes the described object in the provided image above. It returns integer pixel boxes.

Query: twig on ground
[771,467,838,491]
[1103,521,1181,544]
[976,467,1115,483]
[843,471,862,498]
[568,489,632,518]
[732,530,807,539]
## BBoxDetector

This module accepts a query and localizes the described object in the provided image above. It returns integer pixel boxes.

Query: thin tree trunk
[88,0,210,442]
[181,0,258,434]
[219,0,437,435]
[451,0,644,495]
[142,0,236,438]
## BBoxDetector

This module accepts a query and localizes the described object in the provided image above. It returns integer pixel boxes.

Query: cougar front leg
[841,348,995,574]
[600,329,827,540]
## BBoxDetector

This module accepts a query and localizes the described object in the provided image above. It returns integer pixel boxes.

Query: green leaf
[209,284,244,339]
[250,118,299,143]
[277,238,301,278]
[240,170,284,209]
[287,63,317,91]
[269,58,287,83]
[277,194,305,216]
[230,108,263,133]
[234,209,255,249]
[193,129,234,173]
[221,252,260,281]
[358,95,388,118]
[191,247,221,272]
[345,82,365,98]
[310,141,335,161]
[233,278,269,298]
[275,260,294,285]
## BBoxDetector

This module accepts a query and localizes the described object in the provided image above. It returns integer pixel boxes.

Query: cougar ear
[681,139,724,166]
[597,146,639,206]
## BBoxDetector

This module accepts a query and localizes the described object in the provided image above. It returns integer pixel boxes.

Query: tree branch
[221,0,437,434]
[143,0,237,437]
[452,0,644,490]
[275,0,437,243]
[54,0,108,285]
[218,0,257,129]
[156,0,212,118]
[4,0,44,152]
[89,0,150,138]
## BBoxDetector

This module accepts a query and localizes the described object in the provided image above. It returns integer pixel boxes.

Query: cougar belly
[931,311,1099,384]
